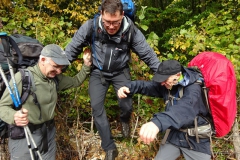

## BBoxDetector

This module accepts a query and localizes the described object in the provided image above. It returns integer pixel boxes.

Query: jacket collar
[29,64,53,82]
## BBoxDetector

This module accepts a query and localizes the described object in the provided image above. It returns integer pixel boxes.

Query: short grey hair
[39,55,51,62]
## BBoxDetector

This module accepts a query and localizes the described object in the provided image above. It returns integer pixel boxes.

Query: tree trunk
[233,118,240,160]
[200,0,206,12]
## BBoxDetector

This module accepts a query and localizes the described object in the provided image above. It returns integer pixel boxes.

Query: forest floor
[0,110,237,160]
[55,118,161,160]
[55,117,237,160]
[0,120,236,160]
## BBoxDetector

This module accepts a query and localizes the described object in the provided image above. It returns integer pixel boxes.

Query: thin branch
[36,0,44,39]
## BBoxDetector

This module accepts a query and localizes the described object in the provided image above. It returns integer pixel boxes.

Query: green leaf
[140,24,148,31]
[235,38,240,44]
[139,14,145,20]
[58,21,65,26]
[226,20,233,24]
[44,26,50,31]
[58,32,65,38]
[1,17,9,22]
[167,53,173,58]
[180,29,187,35]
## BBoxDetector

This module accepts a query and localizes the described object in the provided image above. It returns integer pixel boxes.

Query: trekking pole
[24,126,35,159]
[0,65,18,107]
[24,126,44,160]
[7,59,21,106]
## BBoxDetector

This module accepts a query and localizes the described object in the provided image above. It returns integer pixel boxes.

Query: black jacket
[65,16,160,75]
[126,67,211,155]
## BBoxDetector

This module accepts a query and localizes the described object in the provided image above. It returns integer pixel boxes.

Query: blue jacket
[126,67,211,155]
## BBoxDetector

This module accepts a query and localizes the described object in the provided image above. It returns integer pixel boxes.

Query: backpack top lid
[188,52,237,137]
[121,0,135,21]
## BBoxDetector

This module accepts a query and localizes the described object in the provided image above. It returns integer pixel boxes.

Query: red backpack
[188,51,237,137]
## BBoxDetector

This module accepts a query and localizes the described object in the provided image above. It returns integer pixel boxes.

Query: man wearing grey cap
[118,60,212,160]
[0,44,92,159]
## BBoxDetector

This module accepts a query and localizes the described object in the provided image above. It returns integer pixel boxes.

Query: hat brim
[152,73,171,83]
[51,57,70,65]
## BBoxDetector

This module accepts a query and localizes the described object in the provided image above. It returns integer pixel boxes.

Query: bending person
[118,60,212,160]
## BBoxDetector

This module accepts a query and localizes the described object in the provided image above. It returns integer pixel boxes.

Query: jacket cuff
[82,64,91,71]
[4,110,17,125]
[151,117,162,132]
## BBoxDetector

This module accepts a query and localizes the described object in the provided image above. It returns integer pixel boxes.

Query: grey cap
[41,44,70,65]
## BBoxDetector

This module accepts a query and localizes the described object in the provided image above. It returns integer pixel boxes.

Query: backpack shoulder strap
[20,69,42,120]
[91,14,103,70]
[127,20,136,45]
[162,86,184,145]
[8,36,23,66]
[197,81,211,114]
[19,69,32,103]
[92,14,101,42]
[165,86,183,106]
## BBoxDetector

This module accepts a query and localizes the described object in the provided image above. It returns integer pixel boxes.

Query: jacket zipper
[107,49,113,70]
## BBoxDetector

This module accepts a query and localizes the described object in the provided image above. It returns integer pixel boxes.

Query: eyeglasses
[102,20,122,27]
[47,60,64,71]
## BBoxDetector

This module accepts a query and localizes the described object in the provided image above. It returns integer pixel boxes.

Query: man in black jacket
[118,60,212,160]
[65,0,160,159]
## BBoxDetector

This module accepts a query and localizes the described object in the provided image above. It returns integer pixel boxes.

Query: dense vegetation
[0,0,239,159]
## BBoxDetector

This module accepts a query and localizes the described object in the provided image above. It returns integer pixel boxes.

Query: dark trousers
[89,69,132,151]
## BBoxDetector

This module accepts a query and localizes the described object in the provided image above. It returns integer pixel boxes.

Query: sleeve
[65,20,93,62]
[0,72,22,124]
[57,64,91,91]
[151,84,203,132]
[126,80,165,97]
[131,27,161,73]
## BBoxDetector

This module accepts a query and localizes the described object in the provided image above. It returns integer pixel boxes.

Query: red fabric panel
[188,52,237,137]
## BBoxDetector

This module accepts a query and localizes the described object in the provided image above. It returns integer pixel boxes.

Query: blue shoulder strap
[92,14,103,70]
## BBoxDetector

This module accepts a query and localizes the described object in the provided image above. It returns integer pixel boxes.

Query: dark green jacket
[0,64,90,124]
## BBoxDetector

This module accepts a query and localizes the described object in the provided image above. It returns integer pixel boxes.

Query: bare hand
[83,48,92,66]
[14,108,29,126]
[118,86,130,98]
[139,122,160,144]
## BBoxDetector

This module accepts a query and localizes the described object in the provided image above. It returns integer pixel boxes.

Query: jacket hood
[182,67,201,86]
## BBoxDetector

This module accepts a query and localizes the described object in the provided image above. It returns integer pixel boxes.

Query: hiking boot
[121,122,130,138]
[105,149,118,160]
